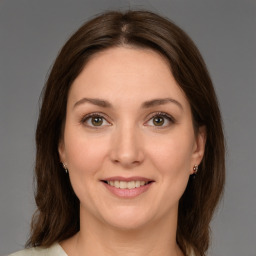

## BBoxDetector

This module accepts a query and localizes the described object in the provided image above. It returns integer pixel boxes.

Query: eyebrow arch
[142,98,183,110]
[73,97,183,110]
[73,98,112,109]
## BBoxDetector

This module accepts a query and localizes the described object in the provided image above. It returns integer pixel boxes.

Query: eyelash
[145,112,175,127]
[80,112,175,128]
[80,112,111,128]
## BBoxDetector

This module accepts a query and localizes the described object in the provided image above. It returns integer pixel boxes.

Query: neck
[62,207,183,256]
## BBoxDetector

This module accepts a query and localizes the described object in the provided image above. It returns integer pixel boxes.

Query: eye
[81,113,111,127]
[145,112,175,127]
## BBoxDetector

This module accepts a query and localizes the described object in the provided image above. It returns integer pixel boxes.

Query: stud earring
[62,163,68,174]
[193,164,198,175]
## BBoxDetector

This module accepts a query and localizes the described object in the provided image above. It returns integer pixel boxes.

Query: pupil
[92,117,103,126]
[153,117,164,126]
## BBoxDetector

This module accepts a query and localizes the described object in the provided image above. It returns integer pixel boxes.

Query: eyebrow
[73,97,183,110]
[142,98,183,110]
[73,98,112,108]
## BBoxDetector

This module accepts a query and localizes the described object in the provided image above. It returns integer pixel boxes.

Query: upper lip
[102,176,154,182]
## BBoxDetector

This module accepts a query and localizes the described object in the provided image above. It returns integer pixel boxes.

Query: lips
[105,180,151,189]
[101,176,154,198]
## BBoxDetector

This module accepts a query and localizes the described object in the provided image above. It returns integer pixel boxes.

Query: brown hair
[26,10,225,256]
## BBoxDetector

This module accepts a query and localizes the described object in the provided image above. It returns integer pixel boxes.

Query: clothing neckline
[52,243,68,256]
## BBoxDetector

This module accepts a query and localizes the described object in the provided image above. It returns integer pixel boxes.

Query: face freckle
[58,47,206,230]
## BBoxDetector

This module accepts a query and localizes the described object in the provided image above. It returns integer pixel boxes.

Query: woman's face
[59,47,205,230]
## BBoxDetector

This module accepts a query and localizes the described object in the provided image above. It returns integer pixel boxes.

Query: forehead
[68,47,189,109]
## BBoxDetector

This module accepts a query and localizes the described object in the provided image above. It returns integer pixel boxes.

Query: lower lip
[102,182,153,198]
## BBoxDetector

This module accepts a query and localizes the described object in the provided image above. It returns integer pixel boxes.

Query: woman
[10,10,225,256]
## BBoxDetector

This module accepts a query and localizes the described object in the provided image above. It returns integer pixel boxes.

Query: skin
[58,47,206,256]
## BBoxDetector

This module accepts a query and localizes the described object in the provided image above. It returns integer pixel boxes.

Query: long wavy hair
[26,10,225,256]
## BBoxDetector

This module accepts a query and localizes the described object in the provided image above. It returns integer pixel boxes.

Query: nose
[110,123,145,168]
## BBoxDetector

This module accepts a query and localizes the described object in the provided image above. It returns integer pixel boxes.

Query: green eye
[145,112,175,128]
[153,116,165,126]
[91,116,103,126]
[82,113,111,128]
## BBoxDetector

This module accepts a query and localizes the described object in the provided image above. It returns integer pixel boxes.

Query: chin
[101,206,155,231]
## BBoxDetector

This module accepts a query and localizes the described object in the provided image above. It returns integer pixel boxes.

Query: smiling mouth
[102,180,153,189]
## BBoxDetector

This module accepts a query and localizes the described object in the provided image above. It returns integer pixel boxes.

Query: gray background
[0,0,255,255]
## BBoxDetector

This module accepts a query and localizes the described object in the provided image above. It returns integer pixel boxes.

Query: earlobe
[58,139,66,163]
[193,125,207,166]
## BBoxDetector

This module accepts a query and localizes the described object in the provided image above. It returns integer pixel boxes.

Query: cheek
[64,125,110,177]
[146,130,194,197]
[64,130,111,204]
[148,135,194,173]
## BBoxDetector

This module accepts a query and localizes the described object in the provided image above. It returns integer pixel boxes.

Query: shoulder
[8,243,67,256]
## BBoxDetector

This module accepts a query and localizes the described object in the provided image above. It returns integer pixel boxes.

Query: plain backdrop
[0,0,255,255]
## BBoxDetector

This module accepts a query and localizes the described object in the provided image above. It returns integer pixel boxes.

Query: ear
[58,138,67,164]
[191,126,207,174]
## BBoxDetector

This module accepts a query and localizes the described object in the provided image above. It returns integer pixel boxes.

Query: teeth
[120,181,127,189]
[127,181,135,189]
[140,181,145,186]
[106,180,150,189]
[114,181,119,188]
[135,181,141,188]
